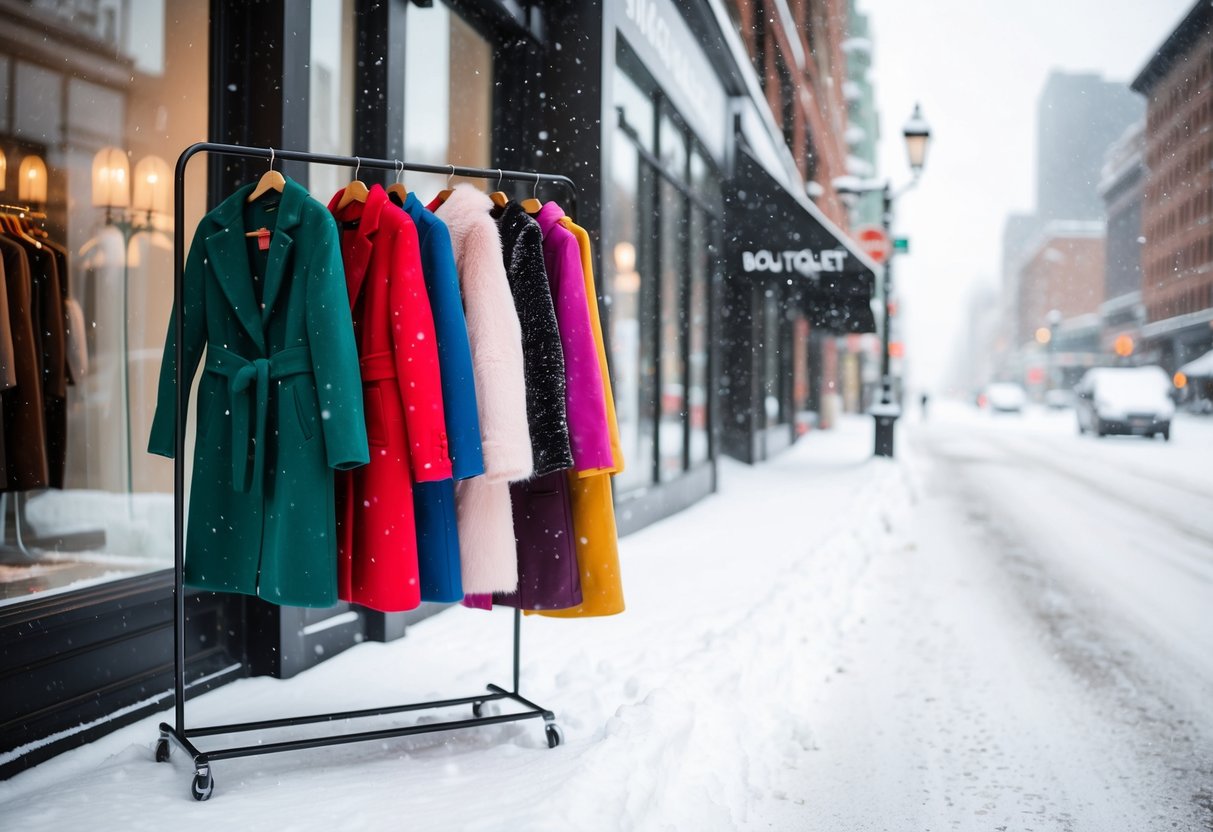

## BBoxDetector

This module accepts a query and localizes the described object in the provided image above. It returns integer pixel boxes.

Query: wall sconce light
[18,155,48,204]
[0,149,7,193]
[92,146,131,216]
[132,155,170,216]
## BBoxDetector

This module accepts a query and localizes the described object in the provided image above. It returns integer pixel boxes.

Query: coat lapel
[260,179,306,324]
[327,184,385,307]
[204,222,266,355]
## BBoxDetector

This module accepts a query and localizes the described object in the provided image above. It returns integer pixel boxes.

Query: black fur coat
[493,201,574,475]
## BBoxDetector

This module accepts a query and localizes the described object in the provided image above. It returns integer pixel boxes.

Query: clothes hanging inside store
[0,206,82,496]
[149,164,626,617]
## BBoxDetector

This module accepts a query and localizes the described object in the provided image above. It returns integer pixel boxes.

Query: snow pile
[0,418,909,830]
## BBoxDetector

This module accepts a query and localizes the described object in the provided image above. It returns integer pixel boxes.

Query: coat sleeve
[148,231,208,458]
[306,217,369,471]
[461,220,532,483]
[564,220,624,476]
[420,221,484,480]
[0,262,15,390]
[391,220,452,482]
[549,233,613,471]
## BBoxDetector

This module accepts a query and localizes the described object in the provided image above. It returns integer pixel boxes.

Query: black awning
[724,149,877,334]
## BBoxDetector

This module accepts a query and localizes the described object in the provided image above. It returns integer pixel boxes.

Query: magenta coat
[535,202,612,470]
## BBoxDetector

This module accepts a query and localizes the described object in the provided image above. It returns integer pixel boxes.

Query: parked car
[1044,389,1073,410]
[984,382,1028,414]
[1074,366,1174,440]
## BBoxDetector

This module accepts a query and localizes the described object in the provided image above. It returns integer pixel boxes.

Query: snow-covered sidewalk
[0,417,908,830]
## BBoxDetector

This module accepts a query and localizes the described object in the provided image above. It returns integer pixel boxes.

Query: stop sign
[854,225,891,264]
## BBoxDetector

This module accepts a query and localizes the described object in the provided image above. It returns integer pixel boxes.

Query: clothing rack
[157,142,577,801]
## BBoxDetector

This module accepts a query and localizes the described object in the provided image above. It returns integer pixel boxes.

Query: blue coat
[400,192,485,601]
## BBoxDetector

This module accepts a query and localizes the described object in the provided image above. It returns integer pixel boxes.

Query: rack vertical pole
[171,147,192,734]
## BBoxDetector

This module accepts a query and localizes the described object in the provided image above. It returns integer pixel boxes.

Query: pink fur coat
[433,185,532,593]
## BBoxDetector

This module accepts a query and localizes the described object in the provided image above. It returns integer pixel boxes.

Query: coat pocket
[292,383,314,441]
[364,385,388,448]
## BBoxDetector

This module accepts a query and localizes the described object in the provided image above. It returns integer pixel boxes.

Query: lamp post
[92,147,169,501]
[834,103,931,457]
[1046,308,1062,392]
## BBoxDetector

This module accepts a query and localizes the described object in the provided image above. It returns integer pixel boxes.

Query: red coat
[328,185,452,611]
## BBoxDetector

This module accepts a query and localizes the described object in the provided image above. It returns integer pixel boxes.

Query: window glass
[614,65,655,150]
[609,128,656,492]
[762,290,783,427]
[688,208,711,465]
[403,2,493,199]
[659,114,688,181]
[0,0,208,606]
[658,180,686,481]
[308,0,356,202]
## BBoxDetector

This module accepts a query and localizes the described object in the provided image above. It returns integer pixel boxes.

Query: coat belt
[205,344,313,492]
[359,351,395,382]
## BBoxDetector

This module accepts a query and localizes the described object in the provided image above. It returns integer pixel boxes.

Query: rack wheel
[191,770,214,802]
[155,738,170,763]
[544,723,563,749]
[472,701,484,718]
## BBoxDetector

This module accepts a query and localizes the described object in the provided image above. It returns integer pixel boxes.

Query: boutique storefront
[1,0,873,775]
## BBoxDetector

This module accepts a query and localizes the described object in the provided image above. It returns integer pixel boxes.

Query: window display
[0,1,208,604]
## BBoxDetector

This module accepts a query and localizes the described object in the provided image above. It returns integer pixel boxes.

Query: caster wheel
[155,739,170,763]
[472,701,484,718]
[544,723,563,749]
[191,770,214,802]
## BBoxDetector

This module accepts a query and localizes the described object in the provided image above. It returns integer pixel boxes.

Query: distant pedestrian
[920,393,930,418]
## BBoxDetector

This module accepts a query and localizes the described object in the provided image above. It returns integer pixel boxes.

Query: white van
[1074,366,1175,440]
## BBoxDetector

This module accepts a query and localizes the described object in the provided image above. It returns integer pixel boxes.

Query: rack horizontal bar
[187,691,515,737]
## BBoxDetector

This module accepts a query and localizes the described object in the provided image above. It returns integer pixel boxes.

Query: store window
[762,290,783,428]
[308,0,356,201]
[611,52,721,490]
[0,1,208,605]
[402,1,493,198]
[610,67,657,492]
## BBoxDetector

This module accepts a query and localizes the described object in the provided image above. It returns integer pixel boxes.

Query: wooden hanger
[489,169,508,209]
[336,156,369,210]
[386,160,408,207]
[432,165,456,207]
[520,175,543,215]
[248,148,286,203]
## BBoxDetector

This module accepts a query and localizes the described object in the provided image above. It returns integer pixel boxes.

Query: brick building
[1132,0,1213,370]
[1017,223,1106,386]
[727,0,854,228]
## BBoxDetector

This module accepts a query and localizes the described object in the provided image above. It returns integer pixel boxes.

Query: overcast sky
[859,0,1194,392]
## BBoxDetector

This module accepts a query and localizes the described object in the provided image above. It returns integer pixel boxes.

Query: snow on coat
[492,200,573,476]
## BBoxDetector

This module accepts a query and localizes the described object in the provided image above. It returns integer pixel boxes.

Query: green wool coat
[149,179,369,607]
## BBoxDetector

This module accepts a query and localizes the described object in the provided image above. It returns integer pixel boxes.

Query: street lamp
[833,104,932,457]
[1046,308,1062,393]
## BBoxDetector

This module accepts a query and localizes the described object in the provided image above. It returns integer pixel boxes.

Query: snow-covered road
[801,403,1213,831]
[1,407,1210,830]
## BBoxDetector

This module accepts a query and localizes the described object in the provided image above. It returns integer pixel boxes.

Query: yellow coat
[537,218,625,617]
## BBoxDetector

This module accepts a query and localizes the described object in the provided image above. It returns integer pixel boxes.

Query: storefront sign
[618,0,728,160]
[741,248,850,277]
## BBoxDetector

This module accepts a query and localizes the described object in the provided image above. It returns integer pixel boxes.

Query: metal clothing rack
[156,142,577,801]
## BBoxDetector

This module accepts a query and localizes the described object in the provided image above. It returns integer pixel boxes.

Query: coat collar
[327,183,388,306]
[203,178,308,354]
[535,200,567,236]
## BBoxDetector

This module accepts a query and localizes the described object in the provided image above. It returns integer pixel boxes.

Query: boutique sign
[741,248,850,278]
[618,0,728,160]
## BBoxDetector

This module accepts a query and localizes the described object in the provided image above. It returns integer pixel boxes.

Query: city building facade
[1132,0,1213,372]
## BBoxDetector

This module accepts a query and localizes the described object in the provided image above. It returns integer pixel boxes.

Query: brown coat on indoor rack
[0,235,49,490]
